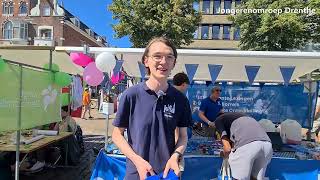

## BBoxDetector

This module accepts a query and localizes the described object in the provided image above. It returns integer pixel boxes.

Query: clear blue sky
[58,0,131,47]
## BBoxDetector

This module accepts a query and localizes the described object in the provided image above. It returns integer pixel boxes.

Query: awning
[0,47,83,75]
[55,47,320,83]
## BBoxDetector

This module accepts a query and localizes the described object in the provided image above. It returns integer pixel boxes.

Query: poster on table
[0,64,61,132]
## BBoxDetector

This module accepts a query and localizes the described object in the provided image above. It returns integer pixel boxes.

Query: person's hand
[223,145,231,157]
[163,153,180,178]
[208,121,215,127]
[132,156,155,180]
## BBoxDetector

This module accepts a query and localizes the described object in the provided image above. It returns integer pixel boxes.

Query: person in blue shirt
[198,86,223,137]
[112,37,191,180]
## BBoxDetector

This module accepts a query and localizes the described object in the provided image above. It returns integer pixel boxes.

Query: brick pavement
[19,107,115,180]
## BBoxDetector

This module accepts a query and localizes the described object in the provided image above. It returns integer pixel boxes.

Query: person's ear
[144,56,149,68]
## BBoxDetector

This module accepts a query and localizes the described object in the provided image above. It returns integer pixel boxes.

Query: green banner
[0,64,61,132]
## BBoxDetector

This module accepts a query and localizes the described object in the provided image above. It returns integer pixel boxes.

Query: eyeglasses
[148,54,176,62]
[215,89,222,92]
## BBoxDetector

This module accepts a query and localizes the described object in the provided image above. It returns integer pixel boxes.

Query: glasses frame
[148,54,176,63]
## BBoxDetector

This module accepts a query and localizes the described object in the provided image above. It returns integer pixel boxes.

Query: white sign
[99,102,114,115]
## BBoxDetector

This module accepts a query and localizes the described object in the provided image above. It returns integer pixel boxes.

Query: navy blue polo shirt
[113,82,191,180]
[199,97,223,122]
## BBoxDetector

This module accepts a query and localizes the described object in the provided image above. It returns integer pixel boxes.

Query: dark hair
[61,106,68,112]
[173,72,190,86]
[141,36,177,75]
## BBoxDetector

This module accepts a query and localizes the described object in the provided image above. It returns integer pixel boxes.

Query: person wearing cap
[112,37,191,180]
[215,112,272,180]
[198,86,223,137]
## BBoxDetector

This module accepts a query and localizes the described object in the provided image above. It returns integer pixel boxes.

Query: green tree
[230,0,320,51]
[109,0,201,48]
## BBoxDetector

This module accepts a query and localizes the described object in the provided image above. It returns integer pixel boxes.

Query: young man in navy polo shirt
[112,37,191,180]
[198,86,223,137]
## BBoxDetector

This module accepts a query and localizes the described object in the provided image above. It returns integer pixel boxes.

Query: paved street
[20,106,115,180]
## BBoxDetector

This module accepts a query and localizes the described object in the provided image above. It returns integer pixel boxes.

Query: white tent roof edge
[55,46,320,82]
[56,46,320,58]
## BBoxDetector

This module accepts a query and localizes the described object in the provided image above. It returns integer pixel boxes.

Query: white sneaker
[29,161,45,172]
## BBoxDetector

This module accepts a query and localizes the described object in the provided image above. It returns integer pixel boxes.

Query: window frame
[213,0,221,15]
[234,27,240,40]
[42,5,51,16]
[224,0,232,14]
[212,25,220,40]
[201,25,209,39]
[202,0,211,14]
[223,25,231,40]
[3,21,13,39]
[19,1,28,15]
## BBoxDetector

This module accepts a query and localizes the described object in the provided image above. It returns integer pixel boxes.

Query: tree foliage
[230,0,320,51]
[109,0,201,48]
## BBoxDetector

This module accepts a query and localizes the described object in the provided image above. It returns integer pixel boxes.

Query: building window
[19,2,28,15]
[89,29,95,37]
[212,25,220,40]
[193,1,199,12]
[201,25,209,39]
[40,29,52,39]
[234,27,240,40]
[224,0,232,14]
[2,1,14,15]
[193,27,199,39]
[213,0,221,14]
[202,0,210,14]
[19,23,28,39]
[74,18,80,27]
[223,25,231,40]
[3,21,13,39]
[9,22,28,39]
[42,5,51,16]
[235,0,241,7]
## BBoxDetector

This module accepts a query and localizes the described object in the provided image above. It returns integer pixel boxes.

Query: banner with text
[0,64,61,132]
[188,83,318,128]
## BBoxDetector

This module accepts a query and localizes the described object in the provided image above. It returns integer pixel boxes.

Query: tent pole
[105,113,109,151]
[15,65,23,180]
[307,78,312,141]
[49,50,53,70]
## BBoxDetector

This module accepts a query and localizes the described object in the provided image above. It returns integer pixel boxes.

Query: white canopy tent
[55,46,320,83]
[0,46,83,75]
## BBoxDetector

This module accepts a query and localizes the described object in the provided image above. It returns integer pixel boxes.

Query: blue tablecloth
[90,151,320,180]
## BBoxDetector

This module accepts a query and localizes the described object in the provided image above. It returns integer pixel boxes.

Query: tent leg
[306,75,313,141]
[105,114,109,151]
[15,65,23,180]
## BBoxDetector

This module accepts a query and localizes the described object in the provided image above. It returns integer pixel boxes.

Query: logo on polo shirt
[164,103,175,118]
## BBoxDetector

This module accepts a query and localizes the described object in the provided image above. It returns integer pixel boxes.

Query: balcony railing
[33,37,54,46]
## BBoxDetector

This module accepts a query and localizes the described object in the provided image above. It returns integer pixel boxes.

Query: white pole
[15,65,23,180]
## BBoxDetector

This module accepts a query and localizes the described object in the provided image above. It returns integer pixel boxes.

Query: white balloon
[95,52,116,73]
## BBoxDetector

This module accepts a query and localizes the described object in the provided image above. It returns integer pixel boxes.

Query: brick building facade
[0,0,106,47]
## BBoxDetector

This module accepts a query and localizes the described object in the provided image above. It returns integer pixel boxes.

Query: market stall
[54,47,320,180]
[0,46,81,180]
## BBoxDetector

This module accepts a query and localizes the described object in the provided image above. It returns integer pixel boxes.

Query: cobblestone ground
[19,104,115,180]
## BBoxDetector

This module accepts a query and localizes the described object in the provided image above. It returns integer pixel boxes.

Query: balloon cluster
[69,52,116,86]
[43,63,71,88]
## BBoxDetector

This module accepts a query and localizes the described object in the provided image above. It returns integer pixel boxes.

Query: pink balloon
[70,52,93,67]
[111,72,125,85]
[83,62,104,86]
